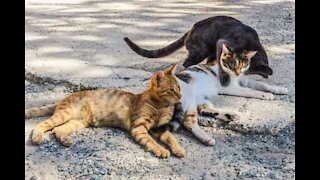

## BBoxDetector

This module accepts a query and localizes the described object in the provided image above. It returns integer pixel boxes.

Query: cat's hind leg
[183,112,216,146]
[151,130,186,158]
[53,120,89,147]
[182,48,209,67]
[239,76,289,95]
[181,98,215,146]
[32,109,75,145]
[219,85,275,100]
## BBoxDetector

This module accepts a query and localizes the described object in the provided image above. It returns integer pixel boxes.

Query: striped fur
[25,103,57,119]
[28,64,186,158]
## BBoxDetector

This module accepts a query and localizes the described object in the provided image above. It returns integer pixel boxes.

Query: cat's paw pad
[172,147,186,158]
[59,135,73,147]
[204,138,215,146]
[31,130,44,145]
[261,93,274,100]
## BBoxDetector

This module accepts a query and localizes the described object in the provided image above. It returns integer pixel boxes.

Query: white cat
[171,43,288,145]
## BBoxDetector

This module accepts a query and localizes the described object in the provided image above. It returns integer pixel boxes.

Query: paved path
[25,0,295,179]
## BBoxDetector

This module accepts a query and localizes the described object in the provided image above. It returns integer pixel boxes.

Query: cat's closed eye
[168,89,175,93]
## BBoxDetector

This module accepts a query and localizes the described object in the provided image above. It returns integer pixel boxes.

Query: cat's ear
[221,43,230,55]
[164,63,178,76]
[245,51,257,59]
[216,39,229,62]
[150,71,165,87]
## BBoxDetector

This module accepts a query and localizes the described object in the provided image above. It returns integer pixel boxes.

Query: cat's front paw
[204,138,216,146]
[58,135,73,147]
[274,87,289,95]
[31,129,44,145]
[260,92,274,100]
[172,147,186,158]
[153,146,171,158]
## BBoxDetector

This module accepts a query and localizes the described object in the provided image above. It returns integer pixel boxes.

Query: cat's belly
[192,75,219,97]
[90,107,131,131]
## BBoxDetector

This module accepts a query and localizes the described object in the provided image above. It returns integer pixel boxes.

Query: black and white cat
[154,41,288,145]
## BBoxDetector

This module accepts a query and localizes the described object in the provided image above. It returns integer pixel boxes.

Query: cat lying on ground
[156,41,288,145]
[26,65,186,158]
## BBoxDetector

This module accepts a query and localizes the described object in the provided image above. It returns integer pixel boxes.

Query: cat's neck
[141,90,172,108]
[212,64,220,75]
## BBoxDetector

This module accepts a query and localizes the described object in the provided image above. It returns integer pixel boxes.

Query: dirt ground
[25,0,295,179]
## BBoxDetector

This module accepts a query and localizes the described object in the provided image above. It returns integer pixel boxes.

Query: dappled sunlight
[252,0,294,4]
[95,23,118,29]
[266,43,295,55]
[26,0,294,84]
[73,66,114,78]
[25,35,48,41]
[93,54,136,66]
[28,58,88,73]
[69,35,102,41]
[37,46,73,54]
[98,2,142,11]
[27,0,88,5]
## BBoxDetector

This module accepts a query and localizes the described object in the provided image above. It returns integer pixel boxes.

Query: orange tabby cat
[26,64,185,158]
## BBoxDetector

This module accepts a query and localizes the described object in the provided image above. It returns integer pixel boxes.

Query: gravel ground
[25,0,295,179]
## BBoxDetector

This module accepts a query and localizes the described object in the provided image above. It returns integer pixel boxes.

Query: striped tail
[25,103,57,119]
[123,33,188,58]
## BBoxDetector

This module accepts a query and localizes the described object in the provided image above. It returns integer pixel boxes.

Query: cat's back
[193,16,243,29]
[89,88,135,108]
[61,88,135,110]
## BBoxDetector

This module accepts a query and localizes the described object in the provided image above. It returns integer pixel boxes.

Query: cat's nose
[235,70,240,76]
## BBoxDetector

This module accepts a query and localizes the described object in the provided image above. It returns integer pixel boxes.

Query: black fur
[216,39,231,86]
[151,123,176,133]
[175,72,192,83]
[123,33,187,58]
[124,16,272,78]
[152,102,185,133]
[218,68,231,87]
[189,66,208,74]
[172,102,185,123]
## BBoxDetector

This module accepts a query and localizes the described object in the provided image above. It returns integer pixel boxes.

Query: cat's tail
[25,103,57,119]
[123,32,188,58]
